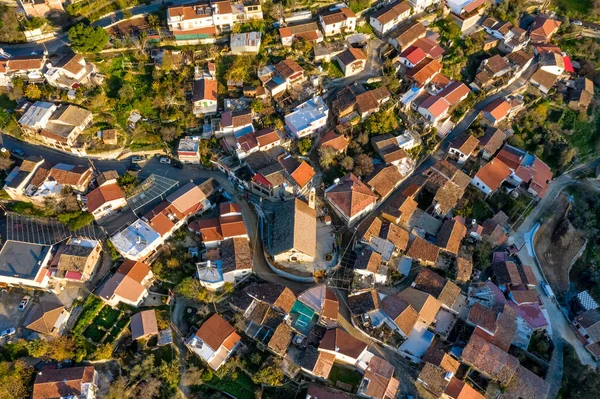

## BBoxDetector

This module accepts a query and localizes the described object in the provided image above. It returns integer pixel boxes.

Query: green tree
[104,377,128,399]
[118,84,135,102]
[297,137,312,155]
[129,354,156,382]
[117,173,140,194]
[340,156,354,171]
[176,277,208,302]
[363,109,398,135]
[159,360,180,390]
[68,23,109,53]
[250,98,264,113]
[147,14,160,31]
[252,363,285,386]
[318,146,337,170]
[24,84,41,100]
[0,360,34,399]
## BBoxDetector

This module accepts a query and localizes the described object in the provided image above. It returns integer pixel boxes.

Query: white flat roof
[110,219,161,259]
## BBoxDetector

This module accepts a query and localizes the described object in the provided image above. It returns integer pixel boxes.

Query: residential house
[380,293,419,337]
[86,181,126,221]
[17,101,57,135]
[305,385,355,399]
[264,198,316,263]
[97,260,153,307]
[381,194,418,227]
[285,96,329,138]
[111,183,209,260]
[573,309,600,359]
[217,109,253,137]
[0,54,46,87]
[388,20,426,51]
[482,17,530,53]
[195,202,248,248]
[481,98,512,127]
[420,159,471,217]
[446,0,487,32]
[448,134,479,164]
[130,309,159,340]
[354,249,388,285]
[369,1,412,37]
[478,127,507,160]
[279,22,323,46]
[268,323,294,356]
[230,31,261,54]
[492,261,537,290]
[187,313,241,370]
[467,303,517,351]
[412,268,462,313]
[0,240,54,290]
[417,94,450,125]
[318,328,368,366]
[357,355,401,399]
[470,158,511,196]
[399,46,427,68]
[32,366,98,399]
[196,237,252,290]
[44,52,98,90]
[371,134,411,167]
[24,297,70,336]
[406,57,442,87]
[506,50,534,78]
[49,238,102,283]
[496,145,553,198]
[24,163,93,201]
[407,0,436,12]
[529,14,561,43]
[318,4,357,37]
[335,47,367,77]
[539,51,565,76]
[355,87,392,118]
[436,219,467,255]
[461,334,519,385]
[481,215,509,246]
[530,68,560,94]
[167,1,235,42]
[279,155,316,194]
[178,137,201,164]
[396,287,441,326]
[406,237,440,266]
[325,173,379,226]
[3,156,45,200]
[366,165,406,200]
[320,130,349,153]
[568,77,594,112]
[192,77,218,116]
[274,58,305,88]
[475,54,512,91]
[41,105,93,152]
[412,37,445,60]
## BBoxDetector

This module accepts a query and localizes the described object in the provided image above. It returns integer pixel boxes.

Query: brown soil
[534,194,586,293]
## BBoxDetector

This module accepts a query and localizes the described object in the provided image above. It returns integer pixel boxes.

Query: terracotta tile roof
[468,302,498,332]
[506,50,533,68]
[450,134,479,156]
[475,305,517,352]
[289,160,315,188]
[413,268,461,308]
[220,237,252,273]
[268,323,293,355]
[7,55,45,71]
[530,15,561,42]
[482,54,510,75]
[419,95,450,118]
[355,87,391,115]
[478,128,506,155]
[336,47,366,67]
[366,165,403,198]
[348,289,380,315]
[418,363,449,397]
[319,328,367,359]
[436,219,467,255]
[327,173,378,219]
[456,256,473,283]
[482,98,512,122]
[371,134,409,164]
[323,288,339,320]
[406,57,442,86]
[474,158,511,191]
[381,294,418,336]
[517,264,537,286]
[362,355,399,399]
[444,377,486,399]
[320,130,349,152]
[275,59,303,79]
[462,0,486,13]
[355,249,383,274]
[407,237,440,264]
[86,183,125,213]
[320,6,356,25]
[371,1,411,24]
[49,166,93,188]
[511,290,539,305]
[396,287,441,325]
[462,334,519,385]
[493,261,522,286]
[363,217,382,242]
[24,299,65,335]
[130,309,158,339]
[501,365,550,399]
[254,128,281,147]
[33,366,95,399]
[413,37,445,59]
[575,310,600,342]
[400,46,426,65]
[60,53,86,75]
[422,342,460,373]
[193,78,217,102]
[196,313,240,351]
[313,351,336,378]
[383,222,409,252]
[391,21,426,49]
[438,81,470,106]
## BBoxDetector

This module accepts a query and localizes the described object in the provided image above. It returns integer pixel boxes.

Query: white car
[131,156,145,164]
[160,157,171,164]
[19,295,30,310]
[0,328,15,339]
[572,20,583,26]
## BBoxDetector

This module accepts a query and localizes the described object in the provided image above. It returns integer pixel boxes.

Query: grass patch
[73,295,105,335]
[0,94,16,110]
[84,324,106,343]
[95,306,122,329]
[204,370,256,399]
[553,0,591,15]
[322,61,345,79]
[328,364,363,392]
[104,316,130,343]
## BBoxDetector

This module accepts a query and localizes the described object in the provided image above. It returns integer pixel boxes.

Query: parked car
[131,156,145,164]
[172,160,183,169]
[18,295,30,310]
[0,328,15,339]
[12,149,24,157]
[541,282,555,299]
[160,157,171,164]
[572,20,583,26]
[128,164,142,172]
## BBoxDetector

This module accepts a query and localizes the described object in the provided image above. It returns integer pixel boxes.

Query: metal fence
[126,174,179,212]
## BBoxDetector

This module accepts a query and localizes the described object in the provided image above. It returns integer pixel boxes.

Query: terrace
[288,300,319,336]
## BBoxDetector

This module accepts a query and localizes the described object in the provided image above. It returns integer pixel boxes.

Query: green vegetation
[57,211,94,231]
[201,365,257,399]
[0,360,33,398]
[68,23,110,53]
[553,0,600,21]
[117,172,141,194]
[297,137,312,155]
[349,0,370,13]
[328,364,363,391]
[488,0,524,25]
[66,0,146,22]
[363,108,399,136]
[21,17,45,31]
[73,295,105,335]
[559,343,600,398]
[0,5,26,43]
[252,363,285,386]
[322,61,345,79]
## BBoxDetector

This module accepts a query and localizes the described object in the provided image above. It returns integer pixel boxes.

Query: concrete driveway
[0,290,31,338]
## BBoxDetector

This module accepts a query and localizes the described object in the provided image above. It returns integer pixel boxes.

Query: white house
[407,0,437,12]
[187,313,241,370]
[325,173,378,226]
[0,240,53,290]
[285,96,329,139]
[32,366,99,399]
[230,31,261,54]
[86,182,126,221]
[318,4,357,37]
[334,47,366,77]
[470,158,511,196]
[369,1,411,36]
[3,157,45,200]
[448,134,479,164]
[44,53,98,90]
[97,260,153,307]
[178,137,201,164]
[192,77,218,116]
[196,238,252,291]
[417,95,450,125]
[167,1,234,39]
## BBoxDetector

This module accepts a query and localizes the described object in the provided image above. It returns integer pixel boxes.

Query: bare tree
[270,3,285,21]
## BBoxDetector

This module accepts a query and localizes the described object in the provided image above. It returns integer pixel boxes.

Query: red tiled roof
[196,313,240,351]
[474,158,511,191]
[86,183,124,213]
